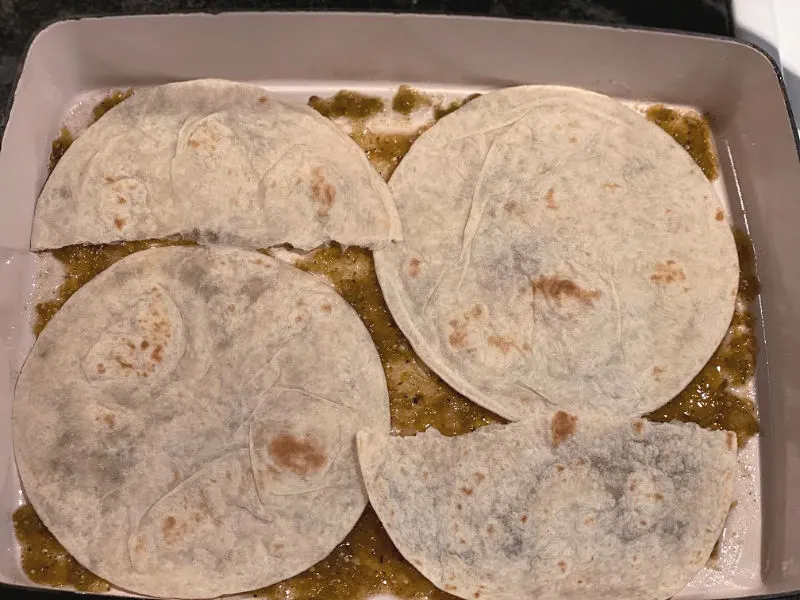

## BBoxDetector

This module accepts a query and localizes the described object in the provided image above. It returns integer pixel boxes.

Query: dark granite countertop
[1,0,732,108]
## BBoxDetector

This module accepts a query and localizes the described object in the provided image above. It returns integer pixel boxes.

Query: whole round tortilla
[374,85,739,420]
[357,414,737,600]
[13,246,390,598]
[32,79,401,250]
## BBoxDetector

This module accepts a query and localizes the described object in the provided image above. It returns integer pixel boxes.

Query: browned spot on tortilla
[603,182,621,190]
[456,503,462,510]
[117,196,126,205]
[650,260,686,284]
[102,413,115,427]
[474,472,485,484]
[652,493,664,501]
[422,471,429,480]
[487,335,515,354]
[633,420,644,434]
[227,168,233,176]
[321,303,332,313]
[716,209,725,221]
[550,411,578,448]
[521,514,528,523]
[461,486,473,496]
[310,167,336,217]
[96,363,105,374]
[172,469,180,482]
[531,276,601,307]
[227,304,236,313]
[408,258,421,278]
[640,520,647,526]
[584,516,595,524]
[486,525,494,534]
[445,585,458,592]
[469,305,483,319]
[114,356,133,369]
[569,135,577,143]
[268,434,327,476]
[258,96,267,103]
[474,593,481,599]
[295,315,304,323]
[556,464,565,472]
[522,342,531,352]
[140,340,149,350]
[188,139,200,148]
[150,345,163,363]
[448,325,468,350]
[113,218,126,230]
[558,561,567,573]
[630,481,637,491]
[727,431,736,450]
[460,538,466,544]
[576,458,587,466]
[504,200,521,215]
[545,187,558,210]
[652,366,664,380]
[162,516,178,540]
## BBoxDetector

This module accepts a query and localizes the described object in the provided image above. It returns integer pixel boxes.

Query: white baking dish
[1,12,799,600]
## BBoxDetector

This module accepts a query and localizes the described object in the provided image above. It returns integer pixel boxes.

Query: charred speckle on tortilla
[33,238,196,336]
[268,434,328,476]
[253,506,457,600]
[91,89,134,124]
[392,85,432,115]
[13,504,110,592]
[646,105,718,181]
[646,228,759,447]
[48,127,73,173]
[308,91,385,120]
[295,243,504,437]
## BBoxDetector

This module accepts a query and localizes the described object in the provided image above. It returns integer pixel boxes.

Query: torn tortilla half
[357,412,737,600]
[32,79,401,250]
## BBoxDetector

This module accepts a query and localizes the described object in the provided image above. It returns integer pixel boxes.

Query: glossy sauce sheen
[15,88,758,597]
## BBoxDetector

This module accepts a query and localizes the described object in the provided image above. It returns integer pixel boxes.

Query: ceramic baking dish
[0,12,798,600]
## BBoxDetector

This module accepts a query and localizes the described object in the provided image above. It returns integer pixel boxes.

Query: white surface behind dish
[733,0,800,131]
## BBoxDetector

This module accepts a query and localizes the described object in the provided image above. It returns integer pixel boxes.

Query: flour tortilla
[374,85,739,420]
[357,414,737,600]
[14,246,390,598]
[32,79,401,250]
